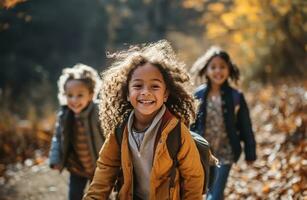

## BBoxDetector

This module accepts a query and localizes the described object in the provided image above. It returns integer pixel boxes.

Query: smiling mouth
[138,100,155,104]
[71,105,81,109]
[214,75,225,80]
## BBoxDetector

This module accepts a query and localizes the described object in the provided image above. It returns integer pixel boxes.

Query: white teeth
[214,76,224,80]
[139,100,154,104]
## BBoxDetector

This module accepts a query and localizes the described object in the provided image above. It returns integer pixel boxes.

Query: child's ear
[164,90,169,102]
[127,94,130,102]
[89,93,94,100]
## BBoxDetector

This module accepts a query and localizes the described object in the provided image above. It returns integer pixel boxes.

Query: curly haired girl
[83,40,204,200]
[49,63,104,200]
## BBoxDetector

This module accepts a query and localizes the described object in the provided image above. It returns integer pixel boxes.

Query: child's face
[64,80,93,114]
[127,63,169,122]
[206,56,230,87]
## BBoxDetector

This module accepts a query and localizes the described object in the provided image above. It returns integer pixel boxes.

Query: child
[83,40,204,200]
[49,63,105,200]
[190,46,257,200]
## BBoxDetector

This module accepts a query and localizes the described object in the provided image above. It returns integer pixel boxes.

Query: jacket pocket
[156,171,181,200]
[155,176,171,200]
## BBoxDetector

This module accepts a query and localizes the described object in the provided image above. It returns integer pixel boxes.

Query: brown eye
[208,64,215,69]
[152,85,160,89]
[221,65,227,69]
[132,84,142,89]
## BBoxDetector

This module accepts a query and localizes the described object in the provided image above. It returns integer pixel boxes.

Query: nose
[216,66,224,73]
[141,87,150,95]
[214,67,221,72]
[71,96,79,103]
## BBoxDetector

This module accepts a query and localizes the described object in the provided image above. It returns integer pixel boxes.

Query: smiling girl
[190,46,257,200]
[83,40,204,200]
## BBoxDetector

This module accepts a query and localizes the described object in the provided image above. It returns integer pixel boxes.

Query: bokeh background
[0,0,306,199]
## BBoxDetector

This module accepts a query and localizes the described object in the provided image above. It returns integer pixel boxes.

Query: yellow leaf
[262,184,270,193]
[206,23,227,38]
[233,33,244,43]
[208,3,225,13]
[182,0,205,10]
[221,13,236,27]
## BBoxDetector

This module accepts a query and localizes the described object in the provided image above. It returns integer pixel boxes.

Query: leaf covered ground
[0,83,306,199]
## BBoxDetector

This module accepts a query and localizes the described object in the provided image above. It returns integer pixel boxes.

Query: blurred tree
[0,0,108,116]
[183,0,307,82]
[103,0,202,48]
[0,0,202,116]
[0,0,25,9]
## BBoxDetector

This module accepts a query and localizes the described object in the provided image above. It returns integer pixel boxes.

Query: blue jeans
[207,164,232,200]
[68,173,89,200]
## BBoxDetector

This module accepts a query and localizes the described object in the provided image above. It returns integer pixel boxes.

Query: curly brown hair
[57,63,102,105]
[99,40,195,137]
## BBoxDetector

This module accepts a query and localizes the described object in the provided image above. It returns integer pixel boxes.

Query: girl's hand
[50,164,61,170]
[209,153,219,166]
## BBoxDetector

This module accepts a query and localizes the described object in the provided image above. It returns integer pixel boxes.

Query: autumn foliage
[0,110,55,178]
[0,0,26,9]
[0,0,306,198]
[224,82,307,199]
[0,82,306,198]
[183,0,306,81]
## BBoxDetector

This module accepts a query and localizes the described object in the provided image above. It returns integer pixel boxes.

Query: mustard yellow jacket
[83,110,204,200]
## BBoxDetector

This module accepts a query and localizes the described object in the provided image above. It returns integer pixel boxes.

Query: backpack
[167,120,218,194]
[114,119,218,195]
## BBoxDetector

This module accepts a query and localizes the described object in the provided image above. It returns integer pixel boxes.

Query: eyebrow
[131,78,163,83]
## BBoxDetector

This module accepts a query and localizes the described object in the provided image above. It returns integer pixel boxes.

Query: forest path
[0,162,68,200]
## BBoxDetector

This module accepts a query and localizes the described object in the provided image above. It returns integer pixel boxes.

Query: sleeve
[48,110,63,167]
[237,93,257,161]
[83,132,121,200]
[190,92,202,132]
[177,123,204,200]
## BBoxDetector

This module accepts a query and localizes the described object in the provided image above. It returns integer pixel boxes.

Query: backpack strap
[114,115,129,192]
[114,113,130,146]
[115,123,125,147]
[167,120,181,188]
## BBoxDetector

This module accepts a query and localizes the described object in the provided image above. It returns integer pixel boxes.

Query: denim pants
[206,164,232,200]
[68,173,89,200]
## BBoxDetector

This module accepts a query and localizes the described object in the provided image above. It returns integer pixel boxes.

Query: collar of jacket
[160,108,176,130]
[151,108,178,164]
[207,80,230,93]
[193,81,233,134]
[193,82,244,162]
[153,108,178,155]
[75,101,95,118]
[122,107,178,148]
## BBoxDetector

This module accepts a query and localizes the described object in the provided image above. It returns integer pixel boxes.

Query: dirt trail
[0,161,68,200]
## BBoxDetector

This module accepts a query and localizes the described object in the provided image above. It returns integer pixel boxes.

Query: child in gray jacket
[49,63,104,200]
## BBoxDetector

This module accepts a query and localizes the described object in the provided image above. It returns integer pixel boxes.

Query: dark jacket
[49,101,105,171]
[191,83,256,162]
